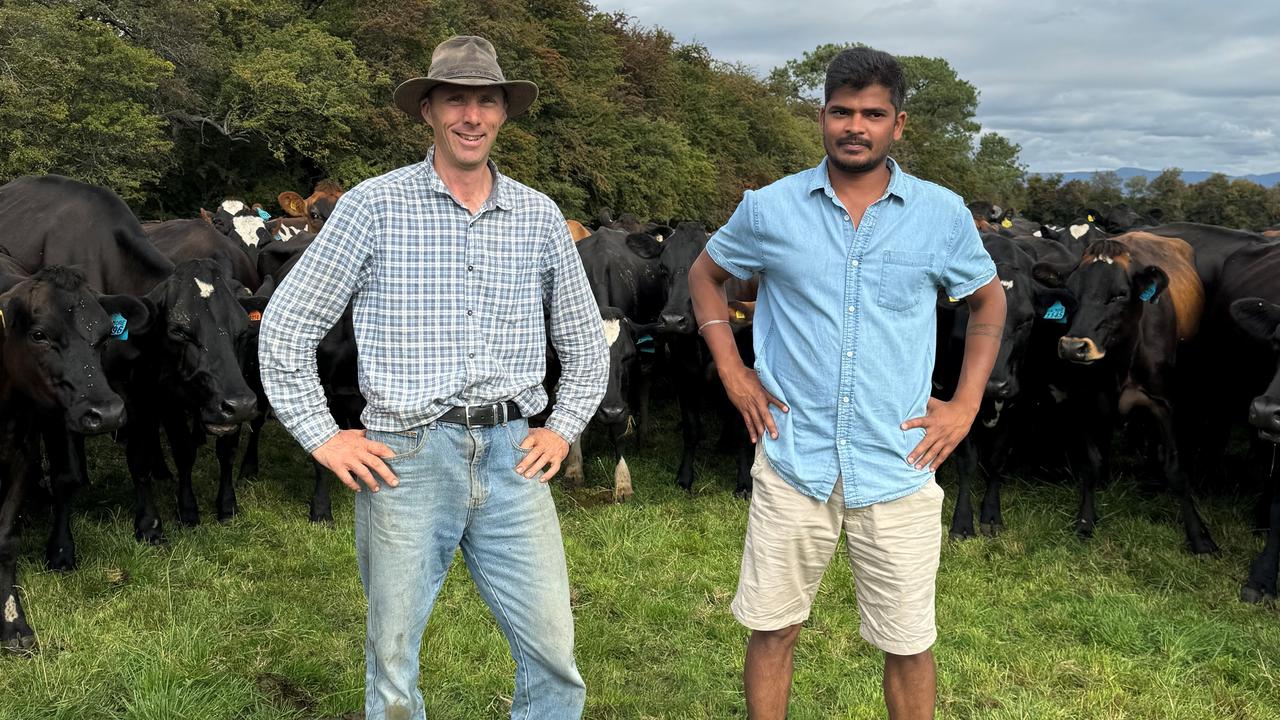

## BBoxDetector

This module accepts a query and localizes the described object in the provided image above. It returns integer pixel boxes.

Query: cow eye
[28,328,48,344]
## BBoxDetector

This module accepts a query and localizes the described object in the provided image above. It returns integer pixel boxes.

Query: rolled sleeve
[542,211,608,443]
[706,190,764,280]
[940,208,997,300]
[259,190,375,453]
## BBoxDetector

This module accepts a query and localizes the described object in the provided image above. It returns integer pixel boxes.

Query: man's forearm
[689,253,745,373]
[952,280,1006,409]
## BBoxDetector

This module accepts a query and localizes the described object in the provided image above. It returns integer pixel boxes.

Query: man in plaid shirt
[259,36,607,720]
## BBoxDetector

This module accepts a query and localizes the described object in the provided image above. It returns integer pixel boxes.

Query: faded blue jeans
[355,417,585,720]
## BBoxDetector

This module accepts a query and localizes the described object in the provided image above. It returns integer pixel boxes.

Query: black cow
[0,175,173,294]
[200,199,272,250]
[1229,296,1280,603]
[936,234,1075,539]
[1033,232,1217,554]
[561,306,655,501]
[0,263,149,651]
[575,227,669,324]
[145,219,261,292]
[1139,223,1271,306]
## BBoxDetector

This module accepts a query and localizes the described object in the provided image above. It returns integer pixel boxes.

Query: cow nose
[79,397,125,434]
[986,378,1015,399]
[1058,337,1088,361]
[597,404,628,425]
[661,313,690,333]
[220,395,257,423]
[1248,396,1280,434]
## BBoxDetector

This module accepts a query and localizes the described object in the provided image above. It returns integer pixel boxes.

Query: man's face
[421,84,507,173]
[819,83,906,176]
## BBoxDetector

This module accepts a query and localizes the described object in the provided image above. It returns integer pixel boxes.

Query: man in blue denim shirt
[260,37,607,720]
[690,47,1005,719]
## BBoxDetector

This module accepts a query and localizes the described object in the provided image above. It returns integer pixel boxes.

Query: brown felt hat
[393,35,538,120]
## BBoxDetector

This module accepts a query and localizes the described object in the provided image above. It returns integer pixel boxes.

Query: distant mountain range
[1035,167,1280,188]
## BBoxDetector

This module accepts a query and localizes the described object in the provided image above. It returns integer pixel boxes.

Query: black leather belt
[436,401,523,427]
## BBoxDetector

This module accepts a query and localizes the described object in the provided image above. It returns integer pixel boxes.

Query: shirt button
[839,439,847,446]
[842,396,849,403]
[850,259,860,268]
[468,352,475,359]
[466,310,473,316]
[467,265,475,271]
[843,214,850,222]
[846,351,853,358]
[847,305,856,313]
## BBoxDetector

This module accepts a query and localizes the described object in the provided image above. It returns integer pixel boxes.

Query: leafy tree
[1146,168,1187,222]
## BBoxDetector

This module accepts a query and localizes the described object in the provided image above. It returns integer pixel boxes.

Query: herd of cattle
[1,173,1279,655]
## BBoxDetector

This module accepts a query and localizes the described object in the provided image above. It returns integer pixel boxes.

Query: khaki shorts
[731,444,945,655]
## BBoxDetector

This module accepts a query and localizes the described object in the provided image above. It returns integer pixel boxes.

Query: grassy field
[2,408,1279,720]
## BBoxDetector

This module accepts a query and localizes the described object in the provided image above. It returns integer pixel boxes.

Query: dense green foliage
[2,2,1274,228]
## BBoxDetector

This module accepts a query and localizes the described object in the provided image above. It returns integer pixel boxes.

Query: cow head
[202,199,271,248]
[596,307,655,428]
[1034,239,1166,364]
[278,181,344,233]
[0,267,150,433]
[655,222,709,335]
[139,259,258,433]
[1230,297,1280,442]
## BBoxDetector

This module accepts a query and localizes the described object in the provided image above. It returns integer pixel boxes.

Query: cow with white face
[202,199,271,249]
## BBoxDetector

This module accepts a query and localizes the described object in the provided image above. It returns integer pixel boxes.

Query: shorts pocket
[365,427,429,462]
[877,251,934,312]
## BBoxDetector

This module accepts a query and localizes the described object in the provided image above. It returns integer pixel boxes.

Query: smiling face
[819,83,906,177]
[421,83,508,175]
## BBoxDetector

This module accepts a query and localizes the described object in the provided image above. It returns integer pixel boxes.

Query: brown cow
[567,219,592,243]
[278,181,344,233]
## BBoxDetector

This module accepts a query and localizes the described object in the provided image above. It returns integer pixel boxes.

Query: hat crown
[429,35,506,83]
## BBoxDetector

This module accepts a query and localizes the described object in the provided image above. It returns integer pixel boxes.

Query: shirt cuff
[946,265,998,301]
[292,415,342,455]
[544,411,587,445]
[705,243,754,280]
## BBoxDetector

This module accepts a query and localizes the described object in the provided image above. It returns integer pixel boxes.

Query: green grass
[2,410,1279,719]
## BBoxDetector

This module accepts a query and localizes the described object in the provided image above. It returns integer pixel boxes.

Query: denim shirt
[706,158,995,506]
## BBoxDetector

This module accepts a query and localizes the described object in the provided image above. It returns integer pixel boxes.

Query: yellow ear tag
[947,297,960,304]
[1087,214,1095,222]
[1001,218,1013,228]
[0,308,5,330]
[733,310,746,321]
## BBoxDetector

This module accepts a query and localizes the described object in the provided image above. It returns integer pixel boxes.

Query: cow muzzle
[1248,396,1280,442]
[660,313,693,334]
[1058,337,1105,364]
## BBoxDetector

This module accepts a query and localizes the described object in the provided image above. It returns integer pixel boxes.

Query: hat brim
[393,77,538,120]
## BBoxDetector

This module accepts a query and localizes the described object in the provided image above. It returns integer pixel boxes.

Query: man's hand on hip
[515,427,570,482]
[719,363,788,444]
[901,397,979,471]
[312,429,399,493]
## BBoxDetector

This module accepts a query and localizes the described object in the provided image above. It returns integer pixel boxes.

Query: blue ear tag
[109,312,129,341]
[256,208,272,221]
[637,333,655,354]
[1139,283,1158,303]
[1043,301,1067,323]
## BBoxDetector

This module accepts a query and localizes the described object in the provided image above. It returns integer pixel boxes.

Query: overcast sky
[590,0,1280,176]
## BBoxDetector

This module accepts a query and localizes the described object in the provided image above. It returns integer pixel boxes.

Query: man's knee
[885,648,933,669]
[750,623,803,653]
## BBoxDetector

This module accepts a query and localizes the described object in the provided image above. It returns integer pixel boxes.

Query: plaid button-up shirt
[259,148,608,453]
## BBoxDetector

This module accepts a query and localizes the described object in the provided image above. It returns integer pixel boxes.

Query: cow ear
[254,275,276,298]
[1131,265,1169,303]
[199,207,214,223]
[650,225,675,243]
[98,294,154,336]
[728,300,756,324]
[1146,208,1164,223]
[625,232,664,259]
[1032,260,1076,288]
[278,191,307,218]
[1032,285,1074,323]
[1231,298,1280,342]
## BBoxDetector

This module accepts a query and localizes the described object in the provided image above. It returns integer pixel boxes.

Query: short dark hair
[824,46,905,110]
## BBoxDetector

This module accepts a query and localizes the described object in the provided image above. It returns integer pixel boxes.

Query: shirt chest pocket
[876,251,935,312]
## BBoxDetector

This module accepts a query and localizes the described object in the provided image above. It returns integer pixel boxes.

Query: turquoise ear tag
[1043,301,1067,323]
[109,312,129,340]
[1139,283,1158,303]
[637,334,655,354]
[256,208,272,221]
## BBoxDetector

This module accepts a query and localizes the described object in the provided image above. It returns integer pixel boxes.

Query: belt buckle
[463,403,474,429]
[500,401,509,425]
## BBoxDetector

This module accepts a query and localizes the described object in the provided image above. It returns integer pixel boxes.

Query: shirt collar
[420,146,514,211]
[808,156,910,205]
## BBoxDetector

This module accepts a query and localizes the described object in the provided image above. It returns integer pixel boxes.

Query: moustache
[836,136,872,149]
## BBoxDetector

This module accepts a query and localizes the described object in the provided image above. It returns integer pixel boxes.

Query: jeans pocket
[366,427,429,462]
[877,250,934,312]
[502,419,531,452]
